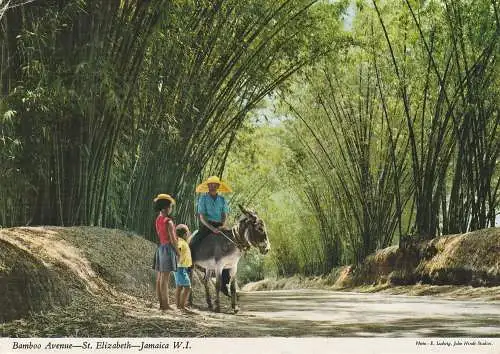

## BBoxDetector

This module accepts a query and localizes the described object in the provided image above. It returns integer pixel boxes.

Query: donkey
[189,204,270,313]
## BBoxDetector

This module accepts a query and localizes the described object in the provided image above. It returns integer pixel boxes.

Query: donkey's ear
[238,204,249,214]
[239,204,257,221]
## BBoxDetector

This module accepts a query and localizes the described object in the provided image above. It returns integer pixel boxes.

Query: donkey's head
[238,204,271,254]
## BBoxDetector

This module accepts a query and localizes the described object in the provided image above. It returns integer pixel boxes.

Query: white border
[0,338,498,354]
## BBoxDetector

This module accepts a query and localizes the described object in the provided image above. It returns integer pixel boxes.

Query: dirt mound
[54,226,157,298]
[381,228,497,287]
[243,267,351,292]
[0,226,232,334]
[419,228,500,286]
[336,228,500,288]
[0,239,73,322]
[245,228,500,295]
[0,226,158,323]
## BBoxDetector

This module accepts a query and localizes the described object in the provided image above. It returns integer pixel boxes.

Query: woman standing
[153,193,179,310]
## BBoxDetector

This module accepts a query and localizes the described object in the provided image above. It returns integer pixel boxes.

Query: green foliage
[274,0,499,271]
[237,249,266,285]
[223,118,330,277]
[0,0,343,239]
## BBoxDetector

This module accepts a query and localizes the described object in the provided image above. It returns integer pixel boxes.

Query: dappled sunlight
[1,226,498,337]
[228,289,500,337]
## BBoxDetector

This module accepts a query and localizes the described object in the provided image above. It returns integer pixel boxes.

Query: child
[174,224,193,311]
[152,193,179,311]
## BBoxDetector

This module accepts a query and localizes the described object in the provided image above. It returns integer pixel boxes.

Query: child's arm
[166,220,180,256]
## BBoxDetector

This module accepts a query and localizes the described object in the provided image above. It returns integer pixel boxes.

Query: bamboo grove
[0,0,341,238]
[278,0,499,270]
[0,0,498,276]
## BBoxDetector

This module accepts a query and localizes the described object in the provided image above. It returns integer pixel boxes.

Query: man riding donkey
[189,175,271,313]
[190,175,233,297]
[191,175,232,249]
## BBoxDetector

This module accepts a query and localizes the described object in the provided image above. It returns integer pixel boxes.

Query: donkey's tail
[221,269,231,297]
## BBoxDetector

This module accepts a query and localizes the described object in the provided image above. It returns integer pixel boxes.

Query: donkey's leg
[187,268,193,307]
[214,266,223,313]
[203,270,213,310]
[229,266,239,313]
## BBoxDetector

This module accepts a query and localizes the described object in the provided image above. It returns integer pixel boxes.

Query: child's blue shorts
[174,267,191,287]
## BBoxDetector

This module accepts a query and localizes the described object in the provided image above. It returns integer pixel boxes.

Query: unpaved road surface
[205,289,500,337]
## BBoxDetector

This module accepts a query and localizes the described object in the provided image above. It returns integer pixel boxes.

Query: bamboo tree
[1,0,168,227]
[117,0,340,237]
[442,0,499,233]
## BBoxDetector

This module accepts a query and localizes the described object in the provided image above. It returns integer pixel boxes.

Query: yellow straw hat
[153,193,176,204]
[195,176,232,193]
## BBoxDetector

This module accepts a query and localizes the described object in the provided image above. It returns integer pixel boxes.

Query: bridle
[218,217,254,252]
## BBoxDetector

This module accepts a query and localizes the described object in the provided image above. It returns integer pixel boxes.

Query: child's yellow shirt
[177,238,192,267]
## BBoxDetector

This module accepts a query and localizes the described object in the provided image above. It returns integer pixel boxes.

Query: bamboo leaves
[0,0,337,238]
[282,0,499,269]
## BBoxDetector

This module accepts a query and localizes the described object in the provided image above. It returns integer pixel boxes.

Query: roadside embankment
[244,228,500,300]
[0,226,231,336]
[1,226,498,337]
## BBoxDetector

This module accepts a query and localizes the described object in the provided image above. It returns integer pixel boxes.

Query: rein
[218,221,251,252]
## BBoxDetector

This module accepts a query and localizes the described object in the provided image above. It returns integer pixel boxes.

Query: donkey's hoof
[214,306,221,313]
[233,306,239,314]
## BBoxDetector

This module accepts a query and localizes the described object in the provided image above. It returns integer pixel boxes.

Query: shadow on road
[205,290,500,337]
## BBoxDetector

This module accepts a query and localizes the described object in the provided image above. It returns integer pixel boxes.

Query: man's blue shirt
[197,193,229,222]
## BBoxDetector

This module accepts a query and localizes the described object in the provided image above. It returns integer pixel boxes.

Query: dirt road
[204,289,500,337]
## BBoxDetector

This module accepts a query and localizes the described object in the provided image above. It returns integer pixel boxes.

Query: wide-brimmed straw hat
[153,193,176,204]
[195,176,232,193]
